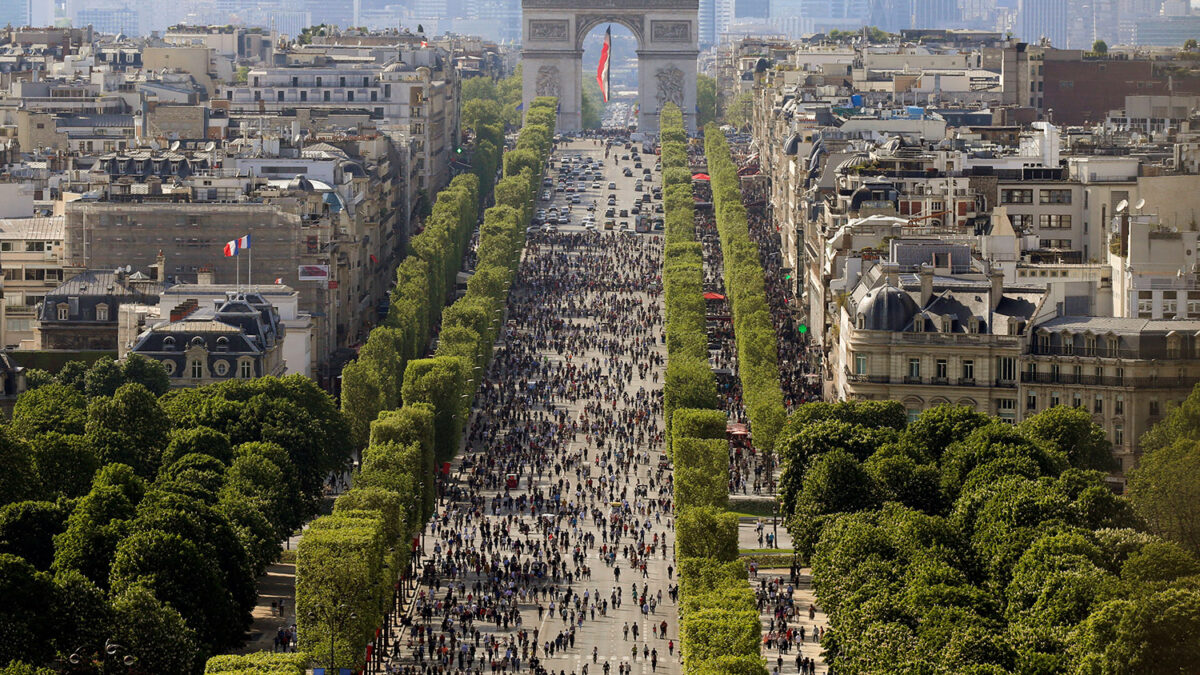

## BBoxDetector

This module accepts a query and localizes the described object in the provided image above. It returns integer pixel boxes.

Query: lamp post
[309,602,358,673]
[68,639,137,673]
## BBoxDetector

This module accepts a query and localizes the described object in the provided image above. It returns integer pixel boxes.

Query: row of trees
[672,406,765,675]
[660,104,719,451]
[702,127,787,451]
[0,353,351,673]
[776,399,1200,672]
[295,92,559,671]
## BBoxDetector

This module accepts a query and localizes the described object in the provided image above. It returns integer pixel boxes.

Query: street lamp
[68,639,137,672]
[309,603,358,672]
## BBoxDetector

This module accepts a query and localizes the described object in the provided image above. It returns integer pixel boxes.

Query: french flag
[223,234,251,257]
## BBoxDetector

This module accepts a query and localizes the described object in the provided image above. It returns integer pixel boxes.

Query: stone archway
[521,0,699,136]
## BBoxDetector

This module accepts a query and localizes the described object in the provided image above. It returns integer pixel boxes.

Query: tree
[0,426,37,506]
[120,354,170,396]
[28,432,97,499]
[0,501,67,570]
[1127,438,1200,557]
[83,356,125,398]
[108,529,235,654]
[85,384,172,477]
[52,484,137,588]
[51,569,113,661]
[1092,40,1108,54]
[1070,588,1200,672]
[10,383,87,438]
[109,582,198,674]
[1186,38,1198,51]
[723,92,753,130]
[461,76,498,104]
[0,554,59,667]
[160,426,233,469]
[697,74,718,128]
[1019,406,1115,471]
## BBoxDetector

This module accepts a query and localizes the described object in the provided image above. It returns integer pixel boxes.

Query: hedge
[660,104,720,452]
[703,126,787,451]
[204,652,307,674]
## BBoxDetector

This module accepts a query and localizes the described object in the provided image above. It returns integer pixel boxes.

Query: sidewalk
[239,533,302,653]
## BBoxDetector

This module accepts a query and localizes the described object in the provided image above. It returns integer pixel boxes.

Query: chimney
[153,249,166,281]
[919,263,933,306]
[169,299,199,322]
[883,261,900,288]
[196,266,214,285]
[990,267,1005,311]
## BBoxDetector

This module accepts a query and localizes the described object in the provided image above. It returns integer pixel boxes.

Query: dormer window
[215,336,230,352]
[163,336,175,350]
[856,313,865,330]
[1038,333,1050,352]
[1108,337,1120,358]
[190,360,203,378]
[968,317,980,334]
[239,360,253,378]
[95,304,108,322]
[913,316,925,332]
[56,303,68,321]
[1168,334,1182,359]
[1062,333,1074,355]
[1085,336,1097,356]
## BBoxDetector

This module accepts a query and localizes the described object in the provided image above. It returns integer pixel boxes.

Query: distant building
[129,291,287,386]
[1017,0,1067,48]
[35,266,167,351]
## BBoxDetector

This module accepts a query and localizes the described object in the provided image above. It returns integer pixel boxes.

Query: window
[998,398,1016,423]
[1010,213,1033,230]
[1094,395,1103,414]
[347,91,354,102]
[1040,189,1072,204]
[908,358,921,380]
[300,90,307,101]
[161,359,176,375]
[1168,336,1182,358]
[190,360,203,379]
[0,242,10,251]
[1039,214,1072,229]
[324,91,330,101]
[906,408,921,424]
[1063,336,1074,355]
[1051,364,1061,381]
[1114,424,1124,446]
[277,91,285,101]
[1085,336,1097,355]
[962,359,974,382]
[1108,338,1120,357]
[1001,189,1032,204]
[998,356,1016,382]
[213,360,229,376]
[239,360,253,378]
[95,304,108,322]
[854,354,867,375]
[936,359,948,380]
[1073,393,1083,408]
[1051,391,1061,407]
[1115,395,1124,415]
[1115,367,1124,383]
[24,241,44,252]
[1026,392,1037,410]
[1038,334,1050,352]
[56,303,68,321]
[1150,399,1160,416]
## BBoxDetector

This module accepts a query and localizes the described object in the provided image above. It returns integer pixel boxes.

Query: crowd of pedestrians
[383,140,680,675]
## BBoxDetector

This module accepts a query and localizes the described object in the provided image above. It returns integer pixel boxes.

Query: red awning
[692,173,711,181]
[703,292,726,300]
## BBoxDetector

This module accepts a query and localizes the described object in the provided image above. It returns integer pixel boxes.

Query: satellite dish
[169,140,181,152]
[1134,198,1146,210]
[204,142,216,152]
[1116,199,1129,213]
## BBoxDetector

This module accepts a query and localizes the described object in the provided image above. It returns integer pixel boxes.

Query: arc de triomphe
[521,0,699,136]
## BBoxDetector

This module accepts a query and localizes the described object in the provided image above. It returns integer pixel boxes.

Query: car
[605,207,616,218]
[623,168,633,177]
[654,163,662,171]
[585,222,597,231]
[621,154,630,160]
[604,220,615,230]
[619,209,628,217]
[655,204,664,213]
[619,221,630,230]
[608,182,616,189]
[558,214,569,225]
[653,219,664,231]
[541,192,552,201]
[526,225,541,234]
[631,204,641,215]
[634,183,643,192]
[634,162,642,169]
[607,197,617,206]
[571,195,581,204]
[543,178,553,187]
[565,186,575,193]
[587,203,596,212]
[592,182,601,189]
[641,193,651,203]
[643,167,652,175]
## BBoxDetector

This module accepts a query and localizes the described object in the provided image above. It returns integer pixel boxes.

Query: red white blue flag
[597,27,611,103]
[223,234,251,257]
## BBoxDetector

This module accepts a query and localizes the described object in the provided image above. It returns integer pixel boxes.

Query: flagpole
[249,245,253,294]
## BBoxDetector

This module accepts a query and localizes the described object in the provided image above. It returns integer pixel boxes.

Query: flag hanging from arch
[597,26,611,103]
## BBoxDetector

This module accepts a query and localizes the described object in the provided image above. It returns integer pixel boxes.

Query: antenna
[1116,199,1129,213]
[1134,198,1146,211]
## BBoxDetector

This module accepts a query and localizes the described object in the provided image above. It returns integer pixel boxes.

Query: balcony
[846,370,1012,388]
[1020,371,1194,388]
